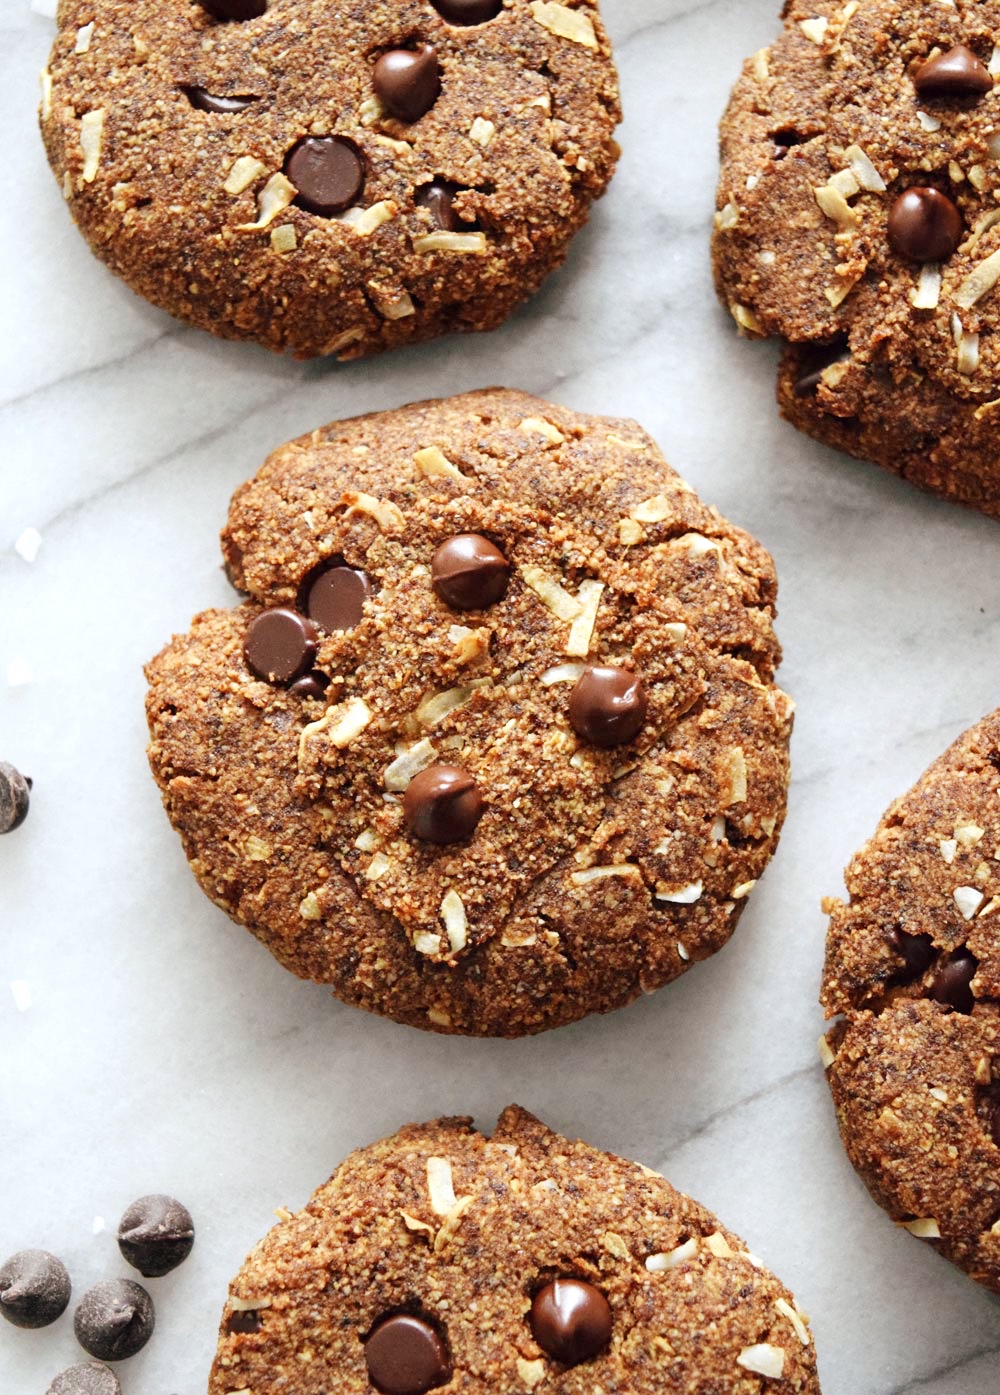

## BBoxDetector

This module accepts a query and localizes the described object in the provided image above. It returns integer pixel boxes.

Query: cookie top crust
[822,710,1000,1291]
[208,1106,821,1394]
[40,0,620,358]
[145,389,792,1037]
[713,2,1000,514]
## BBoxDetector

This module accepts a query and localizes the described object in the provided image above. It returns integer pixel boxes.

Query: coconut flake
[655,881,703,905]
[844,144,886,192]
[565,580,604,658]
[737,1344,785,1379]
[80,109,105,183]
[775,1297,811,1346]
[646,1238,698,1271]
[384,738,437,792]
[427,1157,457,1216]
[414,446,466,481]
[571,864,642,886]
[911,263,941,310]
[954,885,985,920]
[541,663,587,686]
[956,247,1000,309]
[901,1218,941,1239]
[440,889,468,953]
[521,566,582,622]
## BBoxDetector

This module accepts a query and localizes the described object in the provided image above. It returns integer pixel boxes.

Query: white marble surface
[3,0,1000,1390]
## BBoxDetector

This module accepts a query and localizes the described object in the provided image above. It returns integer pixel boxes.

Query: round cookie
[822,709,1000,1292]
[713,2,1000,517]
[145,388,793,1037]
[208,1105,821,1393]
[40,0,620,359]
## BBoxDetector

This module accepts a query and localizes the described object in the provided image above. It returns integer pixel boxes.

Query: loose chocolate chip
[117,1195,195,1278]
[530,1279,613,1366]
[792,338,850,397]
[227,1309,263,1334]
[568,667,647,748]
[431,0,503,23]
[888,928,936,982]
[431,535,510,610]
[285,136,365,216]
[403,765,483,844]
[373,46,441,123]
[74,1279,155,1361]
[416,181,459,230]
[0,1250,71,1328]
[364,1313,451,1395]
[184,88,257,114]
[915,45,992,98]
[306,565,370,632]
[888,187,963,263]
[0,761,31,833]
[46,1363,121,1395]
[198,0,266,20]
[244,608,319,685]
[928,949,978,1013]
[288,672,329,700]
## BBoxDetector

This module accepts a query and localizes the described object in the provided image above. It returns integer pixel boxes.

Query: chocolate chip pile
[0,761,31,834]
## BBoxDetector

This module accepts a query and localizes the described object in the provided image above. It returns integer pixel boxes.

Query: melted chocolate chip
[374,46,441,123]
[244,608,319,685]
[0,761,31,834]
[288,672,329,700]
[403,765,483,844]
[888,928,936,983]
[117,1195,194,1278]
[568,667,647,748]
[227,1309,263,1334]
[914,45,992,98]
[888,187,963,263]
[74,1280,155,1361]
[285,137,365,217]
[306,565,370,632]
[46,1365,121,1395]
[431,0,503,23]
[184,88,257,114]
[530,1279,613,1366]
[364,1314,451,1395]
[416,181,460,230]
[431,535,510,610]
[928,949,978,1013]
[0,1250,71,1329]
[198,0,266,20]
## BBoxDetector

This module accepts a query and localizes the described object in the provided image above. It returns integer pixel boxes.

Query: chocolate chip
[792,338,850,397]
[46,1365,121,1395]
[374,46,441,123]
[915,45,992,98]
[888,928,936,982]
[364,1313,451,1395]
[416,181,460,230]
[403,765,483,844]
[74,1279,155,1361]
[0,1250,71,1328]
[431,535,509,610]
[530,1279,613,1366]
[0,761,31,834]
[198,0,266,20]
[568,667,647,748]
[117,1195,195,1278]
[928,949,978,1013]
[244,608,319,685]
[888,187,963,263]
[431,0,503,23]
[184,89,257,113]
[285,137,365,216]
[227,1309,263,1334]
[288,672,329,700]
[306,565,370,632]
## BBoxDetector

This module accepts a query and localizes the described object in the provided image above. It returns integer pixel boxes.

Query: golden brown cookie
[208,1106,822,1394]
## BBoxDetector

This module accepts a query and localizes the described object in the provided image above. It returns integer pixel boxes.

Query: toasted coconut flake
[954,885,985,920]
[815,182,857,228]
[366,852,391,882]
[541,663,587,687]
[828,168,860,199]
[571,864,642,886]
[917,109,942,132]
[631,495,674,523]
[516,1358,547,1389]
[372,287,415,320]
[991,45,1000,78]
[911,263,941,310]
[244,836,271,862]
[602,1231,630,1259]
[737,1344,785,1379]
[529,0,598,48]
[521,566,583,622]
[414,931,443,957]
[844,143,886,192]
[469,116,495,146]
[441,889,468,953]
[775,1297,811,1346]
[956,247,1000,309]
[385,738,437,791]
[359,93,386,125]
[427,1007,452,1027]
[75,21,95,53]
[732,880,757,899]
[80,109,105,183]
[434,1194,475,1251]
[39,68,53,119]
[705,1232,735,1259]
[731,302,763,335]
[414,230,488,254]
[799,16,828,43]
[427,1157,457,1215]
[355,828,379,852]
[818,1034,836,1069]
[753,47,770,80]
[322,325,366,355]
[566,580,604,657]
[270,224,297,254]
[229,1296,272,1312]
[646,1238,698,1271]
[956,330,981,375]
[299,891,322,921]
[416,681,490,729]
[825,270,863,308]
[619,518,644,546]
[901,1218,941,1239]
[723,747,748,805]
[955,820,985,847]
[680,532,720,558]
[655,881,703,905]
[448,625,489,665]
[341,490,405,531]
[340,199,397,235]
[236,171,296,230]
[518,417,565,445]
[415,446,466,481]
[400,1210,435,1238]
[962,208,1000,254]
[298,698,373,765]
[715,202,740,231]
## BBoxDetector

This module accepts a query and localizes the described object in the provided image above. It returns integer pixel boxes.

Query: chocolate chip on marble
[915,45,992,98]
[198,0,267,20]
[431,0,503,23]
[374,46,441,123]
[364,1313,452,1395]
[416,181,460,230]
[285,137,365,216]
[530,1278,613,1366]
[227,1308,263,1334]
[403,765,483,844]
[306,565,371,632]
[0,1250,71,1328]
[184,89,257,114]
[46,1363,121,1395]
[117,1195,195,1278]
[888,928,936,982]
[74,1280,155,1362]
[928,948,978,1013]
[0,761,31,834]
[568,667,647,748]
[288,672,330,700]
[431,535,510,610]
[888,187,963,263]
[244,608,319,685]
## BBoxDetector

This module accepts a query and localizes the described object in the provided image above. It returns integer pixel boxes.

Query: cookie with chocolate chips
[822,709,1000,1292]
[145,388,793,1037]
[713,3,1000,517]
[40,0,620,359]
[208,1106,821,1394]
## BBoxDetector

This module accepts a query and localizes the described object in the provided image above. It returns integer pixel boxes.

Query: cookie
[821,709,1000,1292]
[208,1105,821,1393]
[40,0,620,359]
[145,388,793,1037]
[713,3,1000,517]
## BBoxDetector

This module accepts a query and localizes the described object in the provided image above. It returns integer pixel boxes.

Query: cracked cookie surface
[145,388,792,1037]
[208,1105,821,1394]
[713,1,1000,516]
[41,0,619,359]
[822,710,1000,1291]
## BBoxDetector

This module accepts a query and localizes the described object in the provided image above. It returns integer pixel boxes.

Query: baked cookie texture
[713,2,1000,516]
[145,389,793,1037]
[40,0,620,359]
[822,710,1000,1292]
[208,1106,822,1394]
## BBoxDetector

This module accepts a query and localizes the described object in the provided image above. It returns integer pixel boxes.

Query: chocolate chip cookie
[822,709,1000,1291]
[208,1106,822,1393]
[145,388,793,1037]
[713,3,1000,516]
[40,0,620,359]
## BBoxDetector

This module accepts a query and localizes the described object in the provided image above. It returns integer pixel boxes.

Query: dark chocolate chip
[0,761,31,833]
[285,137,365,216]
[530,1279,613,1366]
[431,534,509,610]
[244,608,319,685]
[374,46,441,123]
[74,1280,155,1361]
[46,1364,121,1395]
[0,1250,71,1328]
[888,928,936,982]
[416,181,459,230]
[364,1313,451,1395]
[306,565,370,632]
[792,339,850,396]
[184,88,257,114]
[568,667,647,748]
[227,1308,263,1334]
[117,1195,194,1278]
[431,0,503,23]
[888,187,963,263]
[928,949,978,1013]
[198,0,266,20]
[288,672,329,700]
[915,45,992,98]
[403,765,483,844]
